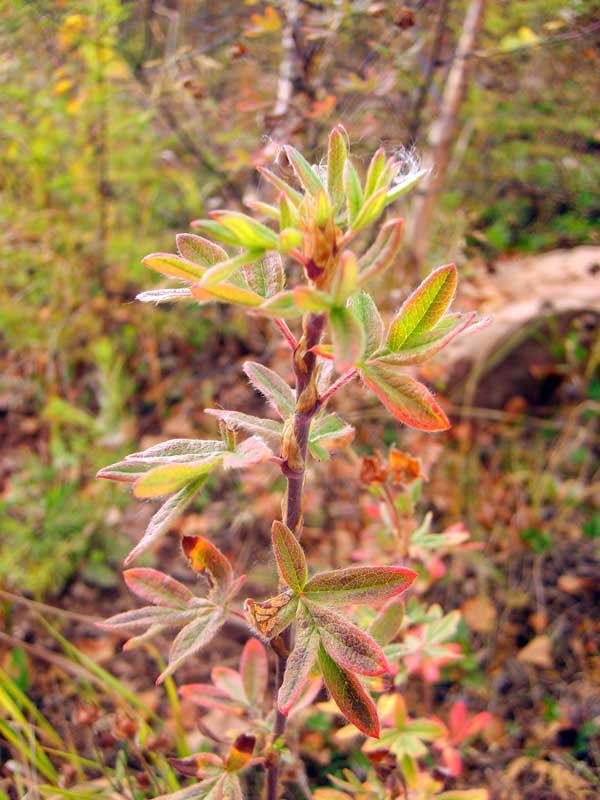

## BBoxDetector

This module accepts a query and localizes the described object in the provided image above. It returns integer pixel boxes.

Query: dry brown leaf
[462,595,497,633]
[517,635,553,668]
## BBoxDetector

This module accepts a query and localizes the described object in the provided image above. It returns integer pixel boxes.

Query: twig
[274,318,298,349]
[318,367,358,406]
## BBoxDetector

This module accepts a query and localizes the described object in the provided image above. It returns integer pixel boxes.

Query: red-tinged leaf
[136,288,194,304]
[221,436,271,469]
[125,478,207,565]
[387,264,457,351]
[376,311,477,366]
[243,361,295,418]
[210,210,279,250]
[343,160,363,223]
[358,218,404,285]
[182,536,233,594]
[211,667,246,703]
[122,624,167,652]
[368,597,405,646]
[330,306,365,373]
[304,565,417,607]
[327,125,348,211]
[142,252,206,281]
[361,363,450,431]
[133,458,223,498]
[288,676,323,718]
[240,638,268,706]
[205,409,282,452]
[244,591,298,640]
[158,606,226,684]
[179,684,245,715]
[283,145,324,195]
[347,291,383,359]
[318,644,380,738]
[331,251,358,305]
[96,459,150,483]
[168,751,224,779]
[305,601,388,676]
[176,233,228,266]
[256,166,304,207]
[101,606,197,630]
[191,281,264,307]
[242,252,284,298]
[124,568,194,608]
[272,520,307,592]
[126,439,225,465]
[311,344,334,360]
[278,607,320,714]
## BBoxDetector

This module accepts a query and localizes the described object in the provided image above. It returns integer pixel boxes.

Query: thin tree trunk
[407,0,486,269]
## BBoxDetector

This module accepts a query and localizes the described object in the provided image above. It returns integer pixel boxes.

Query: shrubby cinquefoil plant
[98,127,488,799]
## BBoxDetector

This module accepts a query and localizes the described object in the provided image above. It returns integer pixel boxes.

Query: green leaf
[191,219,243,248]
[158,606,226,684]
[278,606,320,714]
[244,591,299,640]
[330,306,365,373]
[376,311,478,366]
[308,413,354,461]
[368,597,405,646]
[305,601,388,676]
[386,167,428,205]
[191,281,264,307]
[364,148,387,197]
[125,477,207,564]
[304,566,416,607]
[272,521,307,592]
[240,638,268,706]
[142,252,206,281]
[124,568,194,607]
[283,145,325,195]
[205,409,283,452]
[243,252,285,298]
[293,286,332,312]
[343,160,363,223]
[125,439,226,465]
[209,211,279,250]
[349,187,388,233]
[347,291,384,359]
[255,290,302,319]
[198,252,258,288]
[327,125,348,211]
[361,363,450,431]
[243,361,295,418]
[257,167,304,207]
[318,644,379,738]
[386,264,457,351]
[133,458,222,498]
[96,459,151,483]
[176,234,228,266]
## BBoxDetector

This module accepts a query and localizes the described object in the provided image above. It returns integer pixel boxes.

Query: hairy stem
[266,311,326,800]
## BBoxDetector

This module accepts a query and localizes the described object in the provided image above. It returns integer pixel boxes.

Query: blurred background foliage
[0,0,598,610]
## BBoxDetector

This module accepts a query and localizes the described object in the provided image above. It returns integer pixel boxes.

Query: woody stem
[266,312,326,800]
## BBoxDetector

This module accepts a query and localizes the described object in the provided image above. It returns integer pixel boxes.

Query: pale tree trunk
[407,0,486,269]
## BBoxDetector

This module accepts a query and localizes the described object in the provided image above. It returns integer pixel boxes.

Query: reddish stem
[318,367,358,406]
[273,317,298,349]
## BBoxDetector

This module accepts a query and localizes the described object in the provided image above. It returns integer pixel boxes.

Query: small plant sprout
[98,126,488,799]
